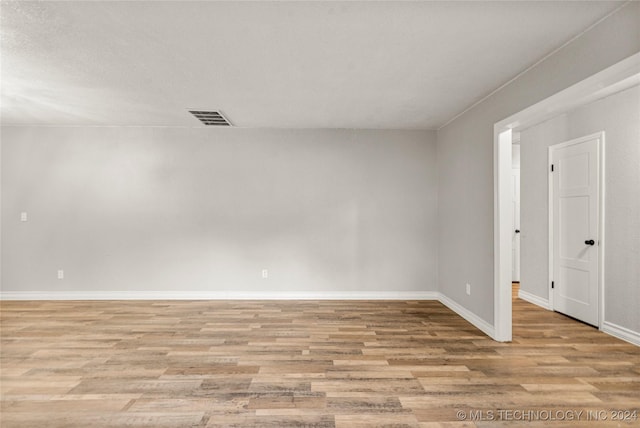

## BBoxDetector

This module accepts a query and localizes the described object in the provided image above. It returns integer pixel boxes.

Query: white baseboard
[515,291,639,347]
[518,289,552,310]
[437,293,495,339]
[601,321,640,347]
[4,291,637,346]
[0,290,440,301]
[0,289,499,340]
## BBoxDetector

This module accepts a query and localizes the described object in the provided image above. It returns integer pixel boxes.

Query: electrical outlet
[20,212,28,222]
[466,283,471,295]
[57,270,64,280]
[261,269,268,279]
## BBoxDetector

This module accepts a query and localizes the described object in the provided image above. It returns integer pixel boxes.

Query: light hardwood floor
[1,286,638,427]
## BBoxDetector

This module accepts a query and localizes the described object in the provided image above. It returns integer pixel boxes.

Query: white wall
[519,114,568,299]
[520,85,640,333]
[1,127,438,298]
[437,2,639,325]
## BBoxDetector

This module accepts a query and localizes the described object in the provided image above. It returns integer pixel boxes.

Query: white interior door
[511,169,520,282]
[550,134,601,327]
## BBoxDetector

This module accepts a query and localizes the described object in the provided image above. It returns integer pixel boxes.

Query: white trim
[493,52,640,344]
[0,290,440,301]
[546,132,604,151]
[491,128,513,342]
[496,53,640,131]
[548,144,555,311]
[548,132,605,327]
[0,289,496,340]
[517,289,552,311]
[2,289,634,346]
[599,133,607,331]
[601,321,640,347]
[493,128,513,342]
[438,293,496,339]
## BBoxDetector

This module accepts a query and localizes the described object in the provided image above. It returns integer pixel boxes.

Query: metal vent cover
[189,110,232,126]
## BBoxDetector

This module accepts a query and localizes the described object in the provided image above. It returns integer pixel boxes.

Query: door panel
[559,266,590,304]
[559,196,591,261]
[551,134,600,327]
[559,152,590,189]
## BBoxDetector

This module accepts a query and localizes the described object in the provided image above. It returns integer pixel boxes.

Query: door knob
[585,239,595,246]
[515,230,520,233]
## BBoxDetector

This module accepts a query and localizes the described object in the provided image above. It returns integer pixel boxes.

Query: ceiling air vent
[189,110,232,126]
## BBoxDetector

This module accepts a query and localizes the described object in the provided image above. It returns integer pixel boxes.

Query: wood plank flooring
[1,286,638,427]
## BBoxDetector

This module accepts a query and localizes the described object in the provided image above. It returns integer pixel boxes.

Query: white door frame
[492,52,639,342]
[548,133,605,327]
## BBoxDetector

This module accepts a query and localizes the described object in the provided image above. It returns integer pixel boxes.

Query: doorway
[492,52,640,342]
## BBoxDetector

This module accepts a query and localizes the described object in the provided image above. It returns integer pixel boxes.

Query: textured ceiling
[0,1,626,129]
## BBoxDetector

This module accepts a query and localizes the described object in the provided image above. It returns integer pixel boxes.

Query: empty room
[1,1,639,427]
